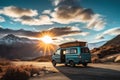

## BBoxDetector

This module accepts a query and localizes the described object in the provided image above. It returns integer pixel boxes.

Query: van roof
[59,41,86,48]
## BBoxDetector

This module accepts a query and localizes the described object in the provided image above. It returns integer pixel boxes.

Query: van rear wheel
[82,63,87,67]
[65,63,68,66]
[69,61,75,67]
[52,60,56,67]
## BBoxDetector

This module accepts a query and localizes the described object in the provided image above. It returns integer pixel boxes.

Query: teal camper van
[52,41,91,67]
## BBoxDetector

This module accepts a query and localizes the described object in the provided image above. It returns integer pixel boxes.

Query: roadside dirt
[12,62,120,80]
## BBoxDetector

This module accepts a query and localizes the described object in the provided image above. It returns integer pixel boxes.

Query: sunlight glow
[41,35,53,44]
[35,33,56,56]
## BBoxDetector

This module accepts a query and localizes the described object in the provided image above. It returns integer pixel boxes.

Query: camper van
[52,41,91,67]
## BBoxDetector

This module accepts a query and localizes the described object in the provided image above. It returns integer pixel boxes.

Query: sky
[0,0,120,44]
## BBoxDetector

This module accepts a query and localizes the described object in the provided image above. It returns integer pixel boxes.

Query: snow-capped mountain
[0,34,36,45]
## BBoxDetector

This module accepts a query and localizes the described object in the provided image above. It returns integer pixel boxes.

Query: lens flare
[41,35,53,44]
[35,33,56,56]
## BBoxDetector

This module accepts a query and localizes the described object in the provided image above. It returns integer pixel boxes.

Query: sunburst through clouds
[36,33,56,56]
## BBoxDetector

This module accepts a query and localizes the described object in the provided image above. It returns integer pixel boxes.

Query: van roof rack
[59,41,87,48]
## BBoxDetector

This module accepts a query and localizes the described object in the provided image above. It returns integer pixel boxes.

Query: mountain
[0,34,57,59]
[91,35,120,58]
[102,35,120,47]
[0,34,34,45]
[88,41,106,50]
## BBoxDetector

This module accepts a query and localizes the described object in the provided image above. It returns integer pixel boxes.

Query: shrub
[0,66,2,72]
[1,66,30,80]
[20,65,41,77]
[1,64,48,80]
[0,58,11,66]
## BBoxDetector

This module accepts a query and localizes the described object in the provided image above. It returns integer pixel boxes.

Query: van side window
[55,49,60,55]
[65,49,70,54]
[70,48,77,54]
[81,48,89,53]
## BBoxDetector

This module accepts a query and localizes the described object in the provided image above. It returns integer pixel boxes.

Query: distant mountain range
[0,34,36,45]
[0,34,56,59]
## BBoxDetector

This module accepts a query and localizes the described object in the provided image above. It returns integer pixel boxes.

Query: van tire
[65,63,68,66]
[52,60,56,67]
[69,61,75,67]
[82,63,87,67]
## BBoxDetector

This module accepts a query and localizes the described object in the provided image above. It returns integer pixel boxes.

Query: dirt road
[13,62,120,80]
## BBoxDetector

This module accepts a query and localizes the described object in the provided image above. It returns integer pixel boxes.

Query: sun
[41,35,53,44]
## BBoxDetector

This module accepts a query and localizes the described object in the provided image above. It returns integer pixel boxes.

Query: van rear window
[81,48,90,53]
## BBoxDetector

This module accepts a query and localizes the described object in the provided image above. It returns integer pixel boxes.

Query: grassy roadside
[0,58,57,80]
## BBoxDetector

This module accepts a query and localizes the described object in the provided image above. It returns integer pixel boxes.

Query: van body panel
[80,47,91,63]
[52,45,91,66]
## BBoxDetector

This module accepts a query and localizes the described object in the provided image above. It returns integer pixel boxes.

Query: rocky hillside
[91,35,120,63]
[103,35,120,46]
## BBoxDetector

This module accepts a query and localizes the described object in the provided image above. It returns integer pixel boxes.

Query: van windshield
[81,47,90,53]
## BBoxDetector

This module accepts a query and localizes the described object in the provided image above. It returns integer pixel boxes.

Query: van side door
[53,49,61,63]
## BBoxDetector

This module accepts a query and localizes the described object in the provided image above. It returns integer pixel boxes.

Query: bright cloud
[96,27,120,39]
[53,37,76,44]
[87,14,106,31]
[42,10,51,14]
[0,6,38,18]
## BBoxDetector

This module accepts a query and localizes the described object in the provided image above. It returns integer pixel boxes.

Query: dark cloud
[0,27,88,39]
[52,0,94,23]
[52,0,105,31]
[45,27,82,37]
[14,15,53,26]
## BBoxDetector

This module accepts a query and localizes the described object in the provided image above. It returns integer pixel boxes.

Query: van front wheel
[52,60,56,67]
[82,63,87,67]
[69,61,75,67]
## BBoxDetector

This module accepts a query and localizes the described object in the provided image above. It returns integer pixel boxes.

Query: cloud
[52,0,60,6]
[42,10,51,14]
[0,26,89,39]
[14,15,53,26]
[95,34,105,40]
[45,26,89,37]
[87,14,106,31]
[0,6,38,18]
[0,6,53,26]
[95,27,120,39]
[103,27,120,35]
[0,16,5,22]
[51,0,105,31]
[53,37,76,44]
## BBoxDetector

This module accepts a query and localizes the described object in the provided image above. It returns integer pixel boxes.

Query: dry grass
[32,55,52,62]
[0,58,57,80]
[0,58,11,66]
[0,65,45,80]
[114,55,120,63]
